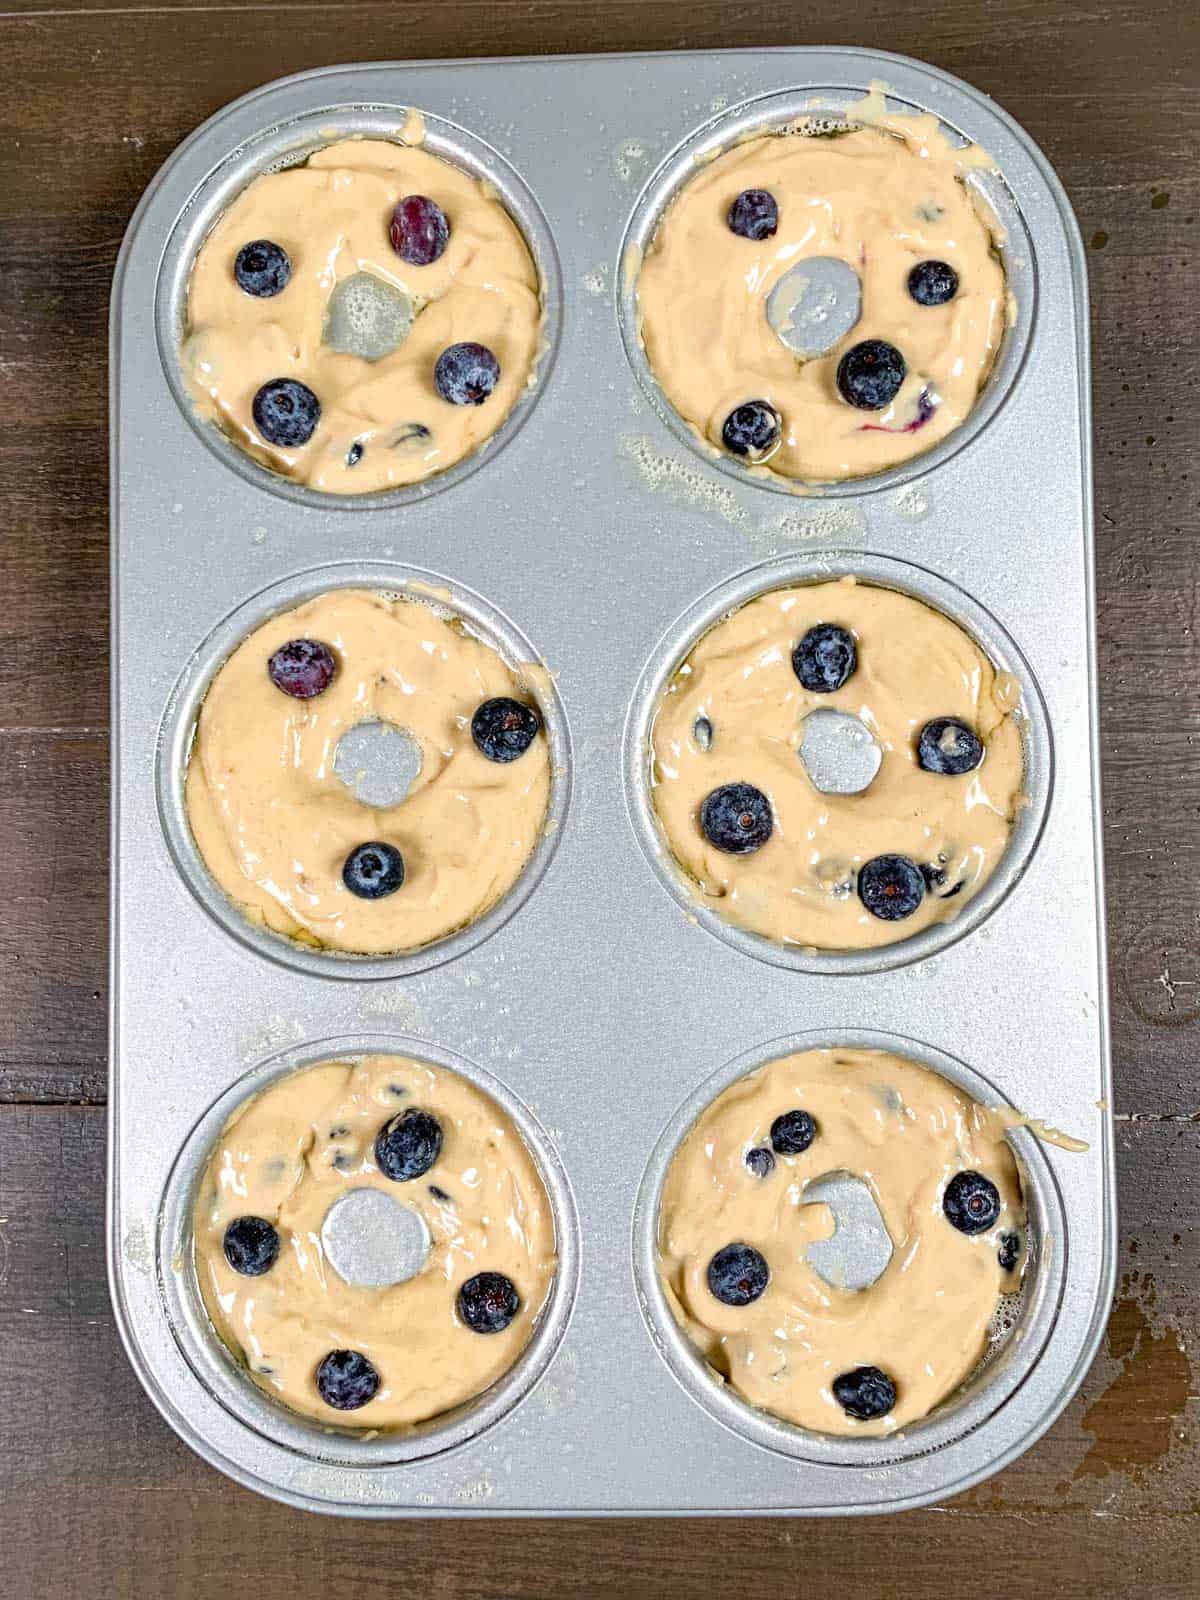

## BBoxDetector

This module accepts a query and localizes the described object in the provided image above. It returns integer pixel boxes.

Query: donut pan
[108,49,1113,1515]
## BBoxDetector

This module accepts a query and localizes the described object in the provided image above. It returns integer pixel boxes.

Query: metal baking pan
[108,47,1113,1515]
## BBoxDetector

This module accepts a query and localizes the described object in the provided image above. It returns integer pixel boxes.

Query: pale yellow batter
[183,138,542,493]
[185,588,550,955]
[637,114,1006,482]
[650,578,1024,951]
[659,1047,1025,1436]
[193,1054,557,1427]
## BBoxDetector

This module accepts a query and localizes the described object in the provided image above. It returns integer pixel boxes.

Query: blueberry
[389,194,450,266]
[920,861,966,899]
[699,783,773,854]
[727,189,779,241]
[222,1215,279,1277]
[943,1170,1001,1235]
[745,1147,775,1178]
[908,259,959,306]
[434,341,500,405]
[267,638,337,699]
[234,239,291,298]
[792,623,857,693]
[428,1184,452,1203]
[917,717,984,776]
[770,1109,817,1156]
[833,1365,897,1420]
[836,339,907,410]
[374,1107,443,1182]
[342,842,405,899]
[707,1242,769,1307]
[458,1271,520,1334]
[858,854,925,921]
[722,400,781,460]
[346,440,364,468]
[315,1349,380,1411]
[252,378,321,447]
[471,697,540,763]
[998,1231,1022,1272]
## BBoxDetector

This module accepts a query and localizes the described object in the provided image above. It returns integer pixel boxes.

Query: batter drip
[650,578,1024,951]
[193,1053,557,1427]
[658,1047,1026,1436]
[183,138,542,493]
[185,588,550,955]
[637,109,1006,482]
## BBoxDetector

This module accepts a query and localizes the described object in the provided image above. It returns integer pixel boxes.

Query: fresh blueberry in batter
[833,1365,897,1420]
[315,1349,380,1410]
[943,1170,1001,1234]
[374,1107,443,1182]
[699,783,773,854]
[234,239,291,298]
[998,1231,1022,1272]
[458,1271,520,1334]
[792,623,857,693]
[389,194,450,266]
[907,259,960,306]
[707,1242,770,1307]
[727,188,779,241]
[745,1147,776,1178]
[346,440,364,468]
[252,378,321,447]
[836,339,907,410]
[471,696,540,762]
[858,854,926,921]
[342,842,405,899]
[721,400,781,460]
[222,1215,279,1277]
[917,717,984,776]
[770,1109,817,1156]
[267,638,337,699]
[434,341,500,405]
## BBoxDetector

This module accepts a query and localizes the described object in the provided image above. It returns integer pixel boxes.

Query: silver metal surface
[321,1188,432,1289]
[799,708,883,795]
[332,720,424,808]
[109,49,1112,1517]
[802,1172,894,1292]
[766,257,863,358]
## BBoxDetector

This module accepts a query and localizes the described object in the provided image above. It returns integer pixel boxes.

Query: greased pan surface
[109,49,1112,1514]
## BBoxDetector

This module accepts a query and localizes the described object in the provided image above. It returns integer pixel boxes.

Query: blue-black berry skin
[908,259,959,306]
[917,718,984,776]
[745,1147,776,1179]
[389,195,450,266]
[252,379,321,447]
[458,1271,520,1334]
[722,400,781,460]
[858,854,925,921]
[707,1242,770,1307]
[234,239,291,298]
[770,1109,817,1156]
[434,341,500,405]
[943,1170,1001,1235]
[375,1108,443,1182]
[833,1365,897,1420]
[699,783,773,854]
[727,189,779,241]
[998,1231,1022,1272]
[836,340,907,410]
[315,1349,380,1411]
[342,842,405,900]
[267,638,337,699]
[471,697,540,763]
[222,1216,280,1277]
[792,623,857,693]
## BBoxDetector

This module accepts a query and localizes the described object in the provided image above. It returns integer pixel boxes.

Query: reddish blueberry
[267,638,337,699]
[389,194,450,266]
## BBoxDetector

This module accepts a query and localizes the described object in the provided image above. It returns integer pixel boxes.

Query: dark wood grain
[0,0,1197,1590]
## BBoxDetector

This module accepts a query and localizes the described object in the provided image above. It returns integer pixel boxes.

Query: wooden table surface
[1,1,1196,1594]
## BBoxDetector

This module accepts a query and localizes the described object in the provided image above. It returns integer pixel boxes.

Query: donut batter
[183,138,542,493]
[185,588,551,955]
[658,1047,1026,1436]
[636,116,1006,482]
[650,578,1024,951]
[193,1054,557,1427]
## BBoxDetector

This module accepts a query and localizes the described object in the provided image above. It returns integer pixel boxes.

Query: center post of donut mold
[798,709,883,795]
[320,1187,432,1289]
[766,257,862,358]
[802,1171,894,1292]
[332,720,423,807]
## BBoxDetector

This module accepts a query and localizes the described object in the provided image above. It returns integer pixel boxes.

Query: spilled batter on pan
[658,1047,1027,1435]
